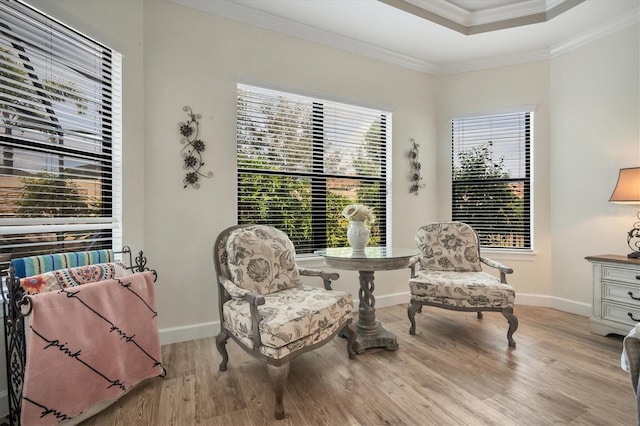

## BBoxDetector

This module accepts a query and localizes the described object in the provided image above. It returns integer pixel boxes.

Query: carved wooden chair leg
[342,321,357,359]
[408,301,421,335]
[268,362,290,420]
[215,330,230,371]
[502,308,519,348]
[477,311,483,319]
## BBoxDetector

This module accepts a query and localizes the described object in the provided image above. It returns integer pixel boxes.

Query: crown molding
[437,48,551,76]
[550,7,640,58]
[169,0,638,78]
[168,0,440,75]
[471,1,547,26]
[383,0,585,35]
[439,8,639,76]
[405,0,549,27]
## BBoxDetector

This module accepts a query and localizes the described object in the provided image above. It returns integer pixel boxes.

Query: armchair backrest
[415,222,482,272]
[215,224,301,295]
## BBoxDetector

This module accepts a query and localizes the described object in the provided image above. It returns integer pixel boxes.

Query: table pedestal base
[316,249,416,356]
[353,320,398,354]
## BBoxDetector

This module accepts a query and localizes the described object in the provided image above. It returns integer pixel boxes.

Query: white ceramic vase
[347,220,370,252]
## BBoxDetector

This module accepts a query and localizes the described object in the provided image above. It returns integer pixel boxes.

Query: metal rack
[1,246,156,426]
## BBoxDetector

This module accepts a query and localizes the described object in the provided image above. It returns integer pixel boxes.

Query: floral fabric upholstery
[19,262,130,295]
[226,225,301,295]
[221,278,251,299]
[222,285,353,358]
[410,221,515,309]
[415,222,482,272]
[409,270,515,308]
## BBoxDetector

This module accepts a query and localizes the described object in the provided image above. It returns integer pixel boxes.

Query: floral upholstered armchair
[407,222,518,348]
[213,224,356,419]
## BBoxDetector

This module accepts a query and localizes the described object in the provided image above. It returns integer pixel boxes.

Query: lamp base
[628,251,640,259]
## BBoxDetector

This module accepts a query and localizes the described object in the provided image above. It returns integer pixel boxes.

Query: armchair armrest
[218,276,265,344]
[408,255,421,278]
[480,256,513,284]
[298,267,340,290]
[219,276,251,299]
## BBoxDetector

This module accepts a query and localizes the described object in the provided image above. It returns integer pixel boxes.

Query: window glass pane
[237,89,313,173]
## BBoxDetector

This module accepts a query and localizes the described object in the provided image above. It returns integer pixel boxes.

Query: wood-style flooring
[81,304,637,425]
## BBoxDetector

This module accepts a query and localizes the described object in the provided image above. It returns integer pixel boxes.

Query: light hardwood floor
[82,304,637,425]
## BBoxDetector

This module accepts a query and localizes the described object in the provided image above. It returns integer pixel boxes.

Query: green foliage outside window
[452,142,526,248]
[15,172,99,218]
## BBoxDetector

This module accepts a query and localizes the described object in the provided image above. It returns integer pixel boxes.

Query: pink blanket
[21,271,163,425]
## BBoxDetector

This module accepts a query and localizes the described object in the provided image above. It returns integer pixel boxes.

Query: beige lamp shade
[609,167,640,203]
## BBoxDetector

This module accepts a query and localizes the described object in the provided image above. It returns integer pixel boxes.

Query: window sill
[480,248,537,262]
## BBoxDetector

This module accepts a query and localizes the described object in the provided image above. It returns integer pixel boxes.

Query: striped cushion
[11,250,114,278]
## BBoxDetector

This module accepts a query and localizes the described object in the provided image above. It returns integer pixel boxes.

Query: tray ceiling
[170,0,640,75]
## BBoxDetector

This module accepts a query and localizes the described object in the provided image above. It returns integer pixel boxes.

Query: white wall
[15,0,639,342]
[142,0,437,342]
[435,60,555,309]
[550,24,640,306]
[434,23,640,314]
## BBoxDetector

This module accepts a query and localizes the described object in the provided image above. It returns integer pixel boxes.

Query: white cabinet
[587,254,640,336]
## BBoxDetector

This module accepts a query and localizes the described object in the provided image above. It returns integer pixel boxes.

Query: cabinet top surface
[585,254,640,266]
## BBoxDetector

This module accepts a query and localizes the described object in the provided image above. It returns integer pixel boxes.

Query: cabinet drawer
[602,301,640,327]
[602,265,640,285]
[603,281,640,306]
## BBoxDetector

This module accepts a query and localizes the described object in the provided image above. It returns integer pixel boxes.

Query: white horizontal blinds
[0,0,121,270]
[237,84,389,253]
[451,112,531,249]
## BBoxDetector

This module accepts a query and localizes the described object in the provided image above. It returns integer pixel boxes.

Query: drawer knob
[629,291,640,301]
[629,313,640,322]
[636,275,640,280]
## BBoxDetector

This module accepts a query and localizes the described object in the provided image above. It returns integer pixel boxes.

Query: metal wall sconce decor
[408,138,424,195]
[179,106,213,189]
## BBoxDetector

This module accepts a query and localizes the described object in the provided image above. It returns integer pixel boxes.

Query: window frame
[451,110,533,251]
[236,84,391,254]
[0,0,122,269]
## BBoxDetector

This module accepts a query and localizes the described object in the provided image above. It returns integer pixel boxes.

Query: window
[237,84,390,254]
[0,0,122,271]
[451,111,532,249]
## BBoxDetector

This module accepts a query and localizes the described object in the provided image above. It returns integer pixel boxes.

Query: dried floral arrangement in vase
[342,204,375,252]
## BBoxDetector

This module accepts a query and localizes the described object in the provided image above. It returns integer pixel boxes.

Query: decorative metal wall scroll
[179,106,213,189]
[408,138,424,195]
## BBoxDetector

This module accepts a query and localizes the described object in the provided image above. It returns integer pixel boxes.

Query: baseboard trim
[157,292,592,346]
[159,321,218,345]
[515,293,591,317]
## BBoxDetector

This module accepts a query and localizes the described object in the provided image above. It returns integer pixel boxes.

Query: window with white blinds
[0,0,122,271]
[451,111,532,250]
[237,84,390,254]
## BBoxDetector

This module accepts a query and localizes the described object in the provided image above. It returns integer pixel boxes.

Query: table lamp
[609,167,640,258]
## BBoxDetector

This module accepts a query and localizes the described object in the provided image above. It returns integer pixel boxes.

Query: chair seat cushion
[223,285,353,351]
[409,270,515,308]
[231,312,352,360]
